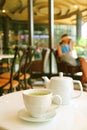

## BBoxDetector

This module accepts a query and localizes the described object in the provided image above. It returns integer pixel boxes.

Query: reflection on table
[0,90,87,130]
[0,54,14,60]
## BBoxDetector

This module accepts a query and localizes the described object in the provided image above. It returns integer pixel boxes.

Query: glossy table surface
[0,90,87,130]
[0,54,14,60]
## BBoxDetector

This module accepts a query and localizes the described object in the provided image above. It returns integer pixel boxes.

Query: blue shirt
[61,44,79,65]
[61,45,70,53]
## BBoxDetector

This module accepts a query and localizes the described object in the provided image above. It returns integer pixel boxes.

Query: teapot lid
[59,72,63,77]
[58,72,72,80]
[51,72,72,81]
[50,72,72,81]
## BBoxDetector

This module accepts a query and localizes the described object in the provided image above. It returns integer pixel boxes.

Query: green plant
[77,37,87,46]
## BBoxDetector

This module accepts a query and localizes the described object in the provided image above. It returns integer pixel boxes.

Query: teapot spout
[42,76,50,88]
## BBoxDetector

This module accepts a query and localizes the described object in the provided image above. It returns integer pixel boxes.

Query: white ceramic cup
[22,89,62,118]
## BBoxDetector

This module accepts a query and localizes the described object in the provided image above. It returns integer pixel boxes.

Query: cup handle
[52,94,62,108]
[73,80,83,98]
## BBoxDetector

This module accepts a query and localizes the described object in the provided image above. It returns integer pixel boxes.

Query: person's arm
[57,45,63,57]
[68,39,73,51]
[57,45,71,57]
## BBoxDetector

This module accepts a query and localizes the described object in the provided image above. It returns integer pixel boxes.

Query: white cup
[22,89,62,118]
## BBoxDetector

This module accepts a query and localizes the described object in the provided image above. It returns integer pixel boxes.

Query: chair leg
[0,89,3,96]
[23,79,33,89]
[28,78,33,89]
[16,85,21,91]
[24,78,27,90]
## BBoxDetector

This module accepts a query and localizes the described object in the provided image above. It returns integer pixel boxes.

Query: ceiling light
[2,9,6,13]
[73,5,78,9]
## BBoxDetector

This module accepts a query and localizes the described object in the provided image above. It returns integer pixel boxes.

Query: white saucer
[18,107,56,122]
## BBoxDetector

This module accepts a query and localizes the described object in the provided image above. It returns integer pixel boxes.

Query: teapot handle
[73,80,83,99]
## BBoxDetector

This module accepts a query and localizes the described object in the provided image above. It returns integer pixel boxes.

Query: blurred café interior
[0,0,87,95]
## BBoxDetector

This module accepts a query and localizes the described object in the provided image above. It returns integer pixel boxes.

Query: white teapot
[42,72,83,105]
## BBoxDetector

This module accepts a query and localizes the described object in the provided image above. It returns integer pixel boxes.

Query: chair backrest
[10,46,35,88]
[52,48,69,73]
[0,47,18,91]
[30,48,50,73]
[0,46,35,92]
[42,48,50,72]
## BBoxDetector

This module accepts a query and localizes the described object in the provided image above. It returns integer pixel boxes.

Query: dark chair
[30,48,50,73]
[0,46,35,93]
[52,48,81,77]
[17,46,35,89]
[0,48,19,95]
[0,47,13,72]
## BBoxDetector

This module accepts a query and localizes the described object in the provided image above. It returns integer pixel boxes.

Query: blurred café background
[0,0,87,93]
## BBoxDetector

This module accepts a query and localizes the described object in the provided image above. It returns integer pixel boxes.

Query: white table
[0,90,87,130]
[0,54,14,60]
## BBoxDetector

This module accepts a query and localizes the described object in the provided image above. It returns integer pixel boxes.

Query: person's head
[61,34,71,44]
[59,40,64,45]
[61,34,68,39]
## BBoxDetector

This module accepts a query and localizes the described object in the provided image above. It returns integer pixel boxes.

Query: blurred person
[57,34,87,88]
[57,34,80,66]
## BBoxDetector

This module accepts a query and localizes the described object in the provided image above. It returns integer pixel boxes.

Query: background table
[0,54,14,60]
[0,90,87,130]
